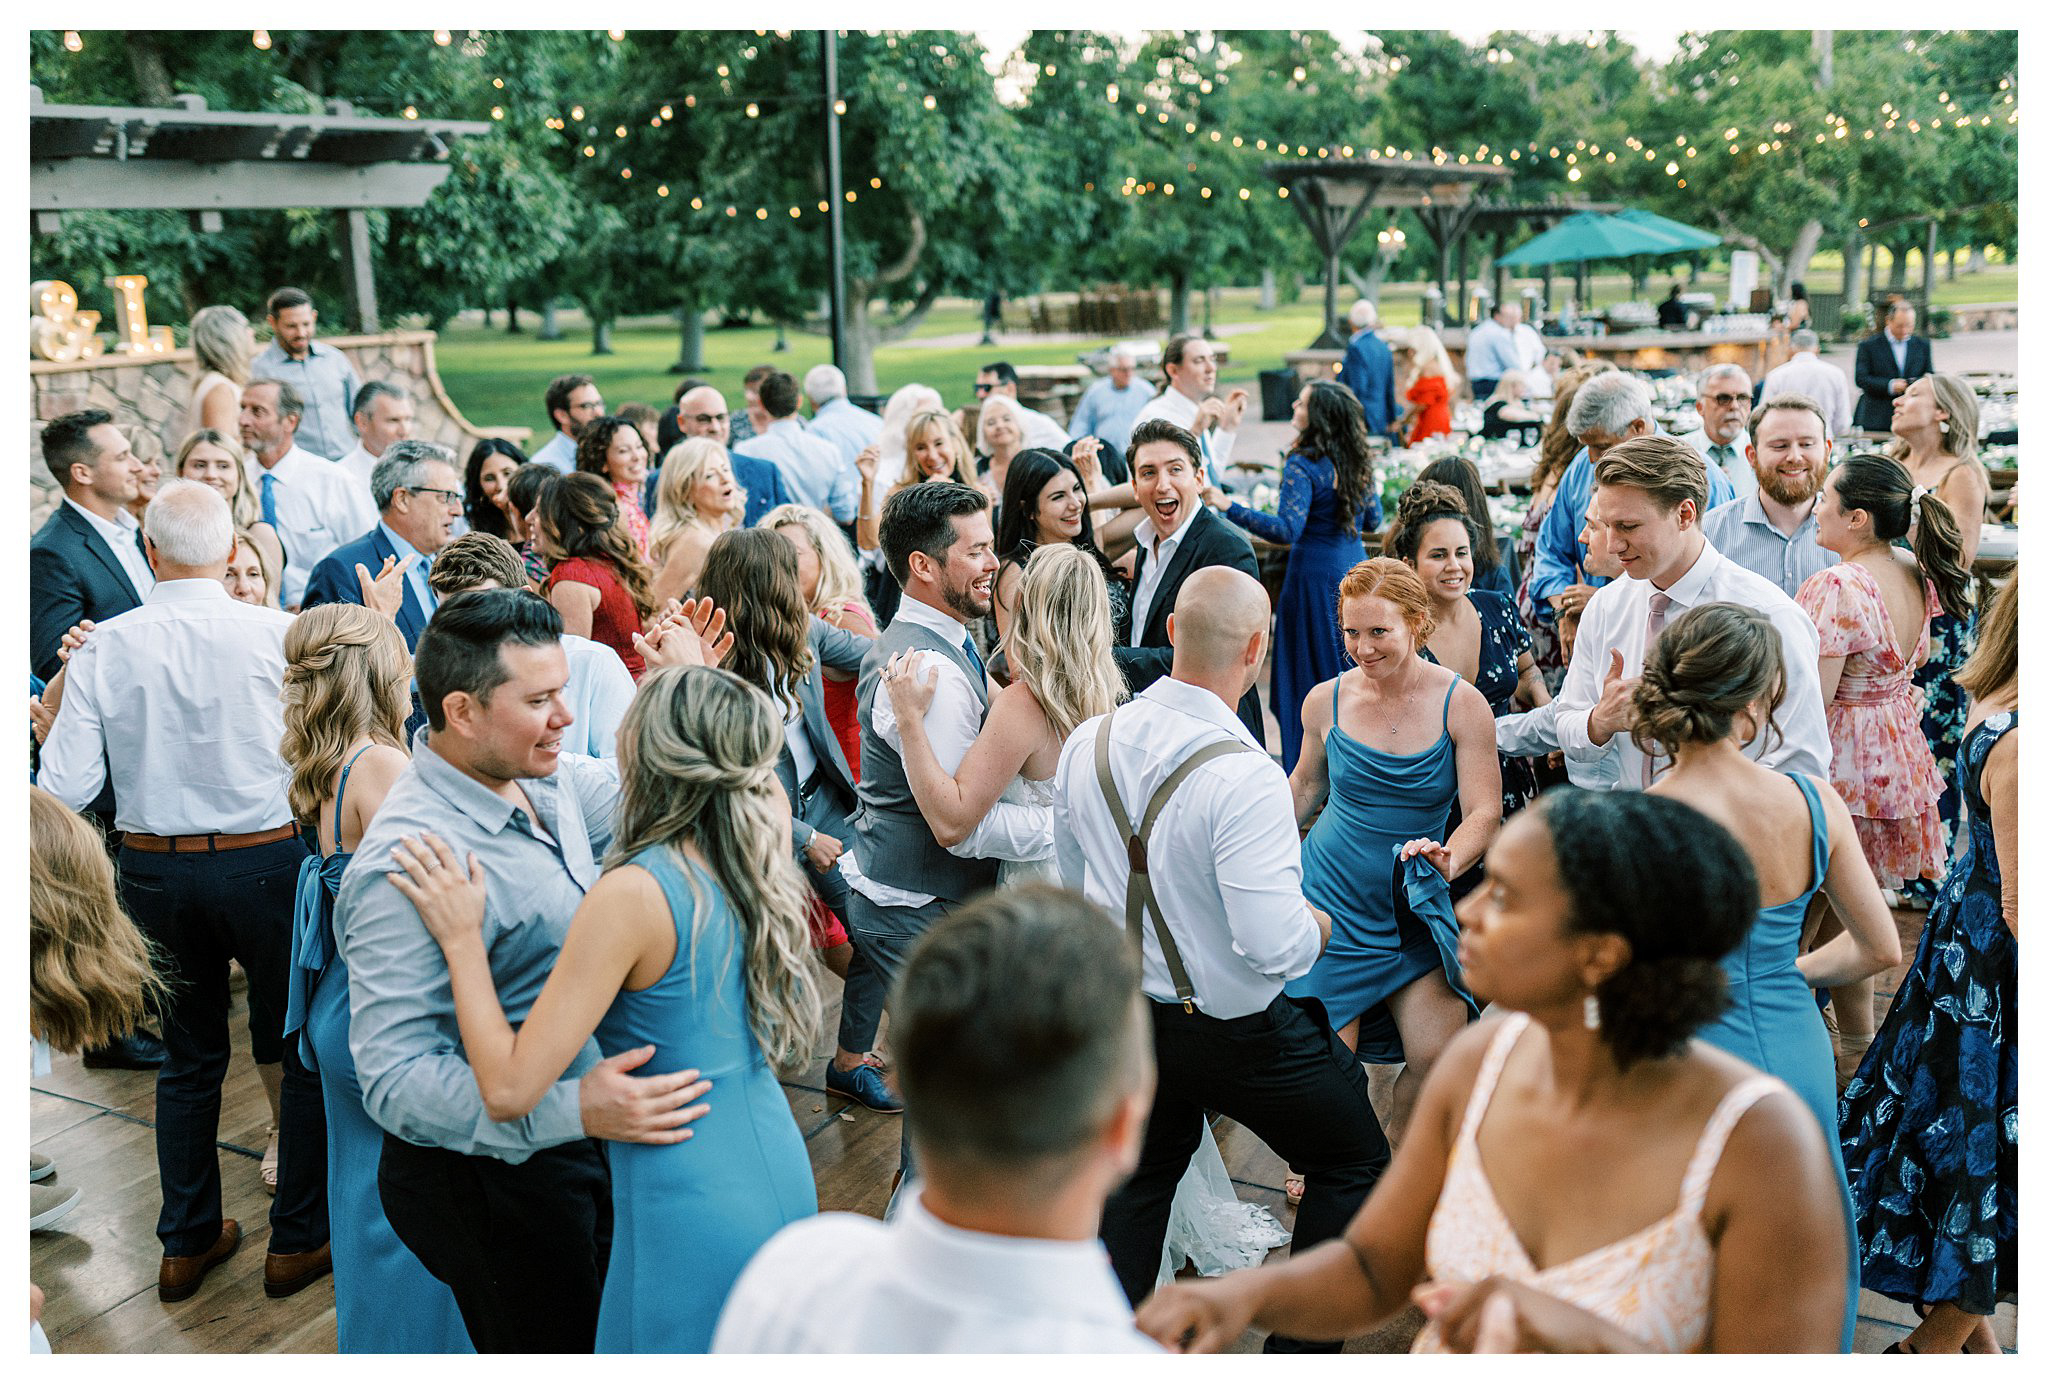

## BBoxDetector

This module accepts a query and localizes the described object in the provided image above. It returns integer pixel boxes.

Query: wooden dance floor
[30,905,2014,1353]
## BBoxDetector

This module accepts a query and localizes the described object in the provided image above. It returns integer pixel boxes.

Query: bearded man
[1698,393,1835,598]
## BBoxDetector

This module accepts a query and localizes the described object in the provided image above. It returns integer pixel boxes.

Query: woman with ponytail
[277,604,470,1351]
[387,665,822,1351]
[1798,453,1970,1076]
[1136,790,1849,1354]
[1635,601,1903,1350]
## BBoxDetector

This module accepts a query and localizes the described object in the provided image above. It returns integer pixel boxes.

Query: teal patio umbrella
[1497,210,1690,267]
[1612,208,1721,251]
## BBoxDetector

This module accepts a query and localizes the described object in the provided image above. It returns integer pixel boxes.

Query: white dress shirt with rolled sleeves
[252,445,379,607]
[1054,677,1322,1020]
[1551,539,1831,788]
[39,578,295,834]
[842,597,1054,909]
[1133,387,1236,468]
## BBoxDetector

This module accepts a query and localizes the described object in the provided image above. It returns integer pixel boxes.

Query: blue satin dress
[591,848,817,1352]
[1690,772,1856,1350]
[1287,673,1478,1063]
[284,748,472,1353]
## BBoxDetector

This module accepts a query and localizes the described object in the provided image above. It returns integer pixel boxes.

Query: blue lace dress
[1840,711,2016,1317]
[1224,453,1380,771]
[284,748,472,1353]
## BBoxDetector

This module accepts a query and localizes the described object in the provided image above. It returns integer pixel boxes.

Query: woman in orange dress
[1399,326,1458,443]
[1798,451,1975,1081]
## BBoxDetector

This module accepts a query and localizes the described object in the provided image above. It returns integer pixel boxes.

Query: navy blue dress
[1225,454,1380,771]
[284,748,472,1353]
[1840,711,2016,1317]
[1422,589,1536,818]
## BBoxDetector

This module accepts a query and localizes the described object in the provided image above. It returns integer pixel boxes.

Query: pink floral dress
[1795,562,1947,888]
[613,481,652,560]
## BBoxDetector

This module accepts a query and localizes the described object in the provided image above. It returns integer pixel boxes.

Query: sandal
[1284,1172,1305,1207]
[261,1125,279,1196]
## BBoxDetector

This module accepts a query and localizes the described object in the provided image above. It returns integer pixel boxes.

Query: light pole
[822,29,847,371]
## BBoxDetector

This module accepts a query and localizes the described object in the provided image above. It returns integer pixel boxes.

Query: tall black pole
[822,29,847,371]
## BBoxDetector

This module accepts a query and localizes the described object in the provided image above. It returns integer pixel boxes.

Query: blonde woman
[1397,325,1459,443]
[174,429,285,608]
[225,527,276,607]
[275,605,468,1350]
[974,393,1029,503]
[855,407,975,552]
[648,437,745,605]
[185,305,255,438]
[386,666,823,1352]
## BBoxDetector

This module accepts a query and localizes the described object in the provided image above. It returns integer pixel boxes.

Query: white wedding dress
[997,776,1291,1289]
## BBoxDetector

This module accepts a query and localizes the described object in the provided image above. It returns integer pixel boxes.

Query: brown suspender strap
[1092,707,1260,1013]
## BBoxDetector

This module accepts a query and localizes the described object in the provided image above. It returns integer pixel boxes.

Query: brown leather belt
[122,824,300,854]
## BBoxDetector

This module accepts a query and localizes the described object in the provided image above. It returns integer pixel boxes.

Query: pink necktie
[1641,591,1672,788]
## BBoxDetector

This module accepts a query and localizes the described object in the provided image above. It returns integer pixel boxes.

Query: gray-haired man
[302,439,463,650]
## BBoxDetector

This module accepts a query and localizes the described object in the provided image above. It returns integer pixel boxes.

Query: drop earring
[1583,994,1601,1030]
[1939,420,1950,433]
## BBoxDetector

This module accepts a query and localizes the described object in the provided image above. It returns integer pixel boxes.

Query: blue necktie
[260,471,279,528]
[419,551,437,612]
[960,635,985,682]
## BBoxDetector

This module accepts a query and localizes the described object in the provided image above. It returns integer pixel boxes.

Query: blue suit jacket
[30,503,146,681]
[1338,329,1399,437]
[734,452,793,527]
[303,526,430,649]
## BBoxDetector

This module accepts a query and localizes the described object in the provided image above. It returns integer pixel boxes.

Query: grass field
[433,259,2019,432]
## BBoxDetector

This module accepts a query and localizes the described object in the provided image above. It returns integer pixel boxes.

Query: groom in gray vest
[842,484,1054,1153]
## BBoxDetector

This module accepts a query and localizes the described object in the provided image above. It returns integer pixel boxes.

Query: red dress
[1407,374,1452,443]
[545,555,647,680]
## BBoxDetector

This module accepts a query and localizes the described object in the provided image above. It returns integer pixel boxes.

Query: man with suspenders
[1053,566,1390,1352]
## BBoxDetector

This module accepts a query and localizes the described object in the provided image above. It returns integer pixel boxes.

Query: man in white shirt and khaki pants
[1055,565,1390,1353]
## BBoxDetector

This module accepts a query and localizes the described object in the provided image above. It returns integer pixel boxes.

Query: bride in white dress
[881,544,1288,1290]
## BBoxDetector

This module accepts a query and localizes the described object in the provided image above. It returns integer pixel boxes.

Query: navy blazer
[1111,504,1267,743]
[1852,332,1933,433]
[302,525,430,649]
[30,502,146,681]
[1338,329,1400,437]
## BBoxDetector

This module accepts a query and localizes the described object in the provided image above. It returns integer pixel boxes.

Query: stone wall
[28,330,530,529]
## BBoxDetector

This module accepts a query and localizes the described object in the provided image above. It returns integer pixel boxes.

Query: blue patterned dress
[1225,453,1380,772]
[1901,608,1976,904]
[1840,711,2016,1316]
[1421,588,1536,819]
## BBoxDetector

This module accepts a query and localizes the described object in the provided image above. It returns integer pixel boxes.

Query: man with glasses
[533,374,605,473]
[655,383,791,526]
[975,361,1071,449]
[1676,363,1756,500]
[303,440,465,652]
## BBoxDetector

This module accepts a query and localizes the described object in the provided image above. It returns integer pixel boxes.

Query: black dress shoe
[83,1032,167,1070]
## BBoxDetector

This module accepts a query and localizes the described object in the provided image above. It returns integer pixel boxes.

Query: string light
[251,29,271,50]
[433,29,451,46]
[62,30,82,51]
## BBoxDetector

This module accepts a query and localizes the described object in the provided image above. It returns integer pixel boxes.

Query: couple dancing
[857,474,1282,1288]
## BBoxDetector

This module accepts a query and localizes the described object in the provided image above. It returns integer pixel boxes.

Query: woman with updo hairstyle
[1637,601,1902,1350]
[1205,378,1379,771]
[275,604,469,1350]
[574,416,654,558]
[387,665,822,1351]
[1387,480,1549,822]
[1283,557,1500,1161]
[1137,788,1849,1354]
[1415,456,1509,595]
[1515,361,1617,692]
[538,471,655,679]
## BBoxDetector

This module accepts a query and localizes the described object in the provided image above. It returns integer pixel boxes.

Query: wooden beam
[31,158,453,211]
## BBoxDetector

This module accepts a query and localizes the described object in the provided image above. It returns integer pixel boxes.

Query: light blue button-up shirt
[806,397,883,474]
[1068,377,1152,454]
[1699,492,1831,599]
[376,521,437,624]
[338,733,621,1162]
[530,430,578,473]
[736,417,861,522]
[252,339,361,462]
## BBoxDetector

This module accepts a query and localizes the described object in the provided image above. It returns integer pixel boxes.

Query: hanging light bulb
[62,30,82,52]
[252,29,272,50]
[433,29,452,46]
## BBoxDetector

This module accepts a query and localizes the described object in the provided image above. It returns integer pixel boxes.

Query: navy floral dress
[1840,710,2016,1317]
[1902,607,1977,904]
[1423,587,1538,818]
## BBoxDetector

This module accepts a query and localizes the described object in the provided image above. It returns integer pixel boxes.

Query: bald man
[651,384,793,526]
[1054,566,1388,1351]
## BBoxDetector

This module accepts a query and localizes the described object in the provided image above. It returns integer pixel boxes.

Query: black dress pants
[116,836,328,1257]
[379,1134,613,1354]
[1101,993,1390,1353]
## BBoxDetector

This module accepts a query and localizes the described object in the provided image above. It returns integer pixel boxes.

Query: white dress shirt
[336,442,381,492]
[64,496,155,599]
[1054,677,1322,1019]
[252,445,380,607]
[1014,401,1072,451]
[530,430,578,473]
[1676,426,1757,500]
[1129,498,1205,639]
[1552,539,1831,787]
[713,1186,1156,1353]
[844,596,1054,909]
[1492,702,1620,789]
[560,633,634,759]
[1134,388,1236,468]
[39,579,295,834]
[1761,351,1856,439]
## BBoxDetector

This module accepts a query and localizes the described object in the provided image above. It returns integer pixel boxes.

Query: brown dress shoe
[159,1219,241,1302]
[264,1242,332,1299]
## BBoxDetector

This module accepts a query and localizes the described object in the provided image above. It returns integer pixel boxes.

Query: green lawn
[433,260,2019,432]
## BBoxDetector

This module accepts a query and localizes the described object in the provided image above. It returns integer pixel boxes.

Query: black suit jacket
[30,502,145,681]
[1853,332,1933,433]
[1112,504,1267,742]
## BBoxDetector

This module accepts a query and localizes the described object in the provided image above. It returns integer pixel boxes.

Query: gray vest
[853,615,998,903]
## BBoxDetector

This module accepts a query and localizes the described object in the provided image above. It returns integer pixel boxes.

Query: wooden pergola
[1265,155,1514,347]
[1418,199,1620,323]
[29,86,492,331]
